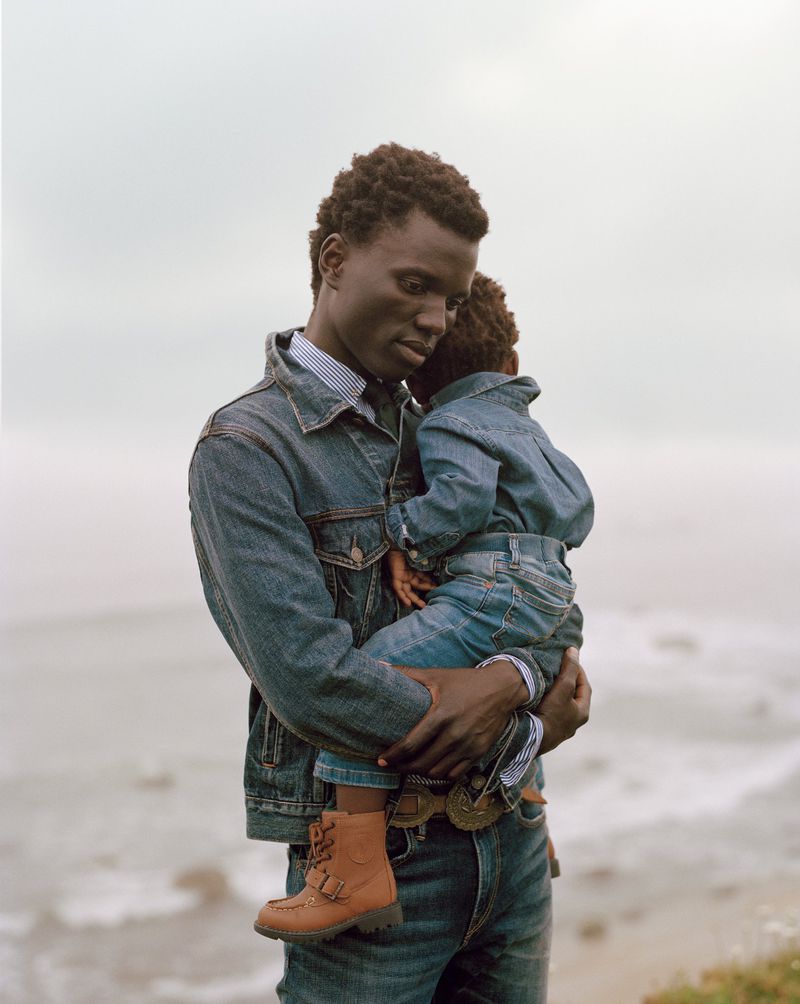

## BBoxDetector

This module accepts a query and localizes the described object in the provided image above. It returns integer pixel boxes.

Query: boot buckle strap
[305,865,346,901]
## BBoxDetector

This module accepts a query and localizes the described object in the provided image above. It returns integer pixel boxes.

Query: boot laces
[305,819,336,874]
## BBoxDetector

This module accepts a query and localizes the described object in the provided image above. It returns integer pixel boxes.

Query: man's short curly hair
[409,273,519,402]
[309,143,489,298]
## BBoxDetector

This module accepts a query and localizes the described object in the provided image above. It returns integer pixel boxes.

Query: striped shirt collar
[288,330,376,422]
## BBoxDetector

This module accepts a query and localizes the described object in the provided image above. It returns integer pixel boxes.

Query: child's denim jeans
[314,532,576,789]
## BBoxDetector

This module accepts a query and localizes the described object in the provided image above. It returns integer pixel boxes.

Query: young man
[189,143,590,1003]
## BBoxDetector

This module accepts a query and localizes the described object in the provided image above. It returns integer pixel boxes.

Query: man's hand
[536,647,591,754]
[377,660,529,779]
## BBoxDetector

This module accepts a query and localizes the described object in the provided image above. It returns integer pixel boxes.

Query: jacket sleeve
[384,413,501,562]
[189,432,432,758]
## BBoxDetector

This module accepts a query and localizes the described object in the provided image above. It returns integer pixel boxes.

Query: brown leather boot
[254,810,402,943]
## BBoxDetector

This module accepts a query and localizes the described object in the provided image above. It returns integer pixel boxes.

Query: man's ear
[318,233,348,290]
[501,350,519,377]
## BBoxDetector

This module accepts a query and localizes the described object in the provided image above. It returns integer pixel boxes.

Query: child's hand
[387,548,436,609]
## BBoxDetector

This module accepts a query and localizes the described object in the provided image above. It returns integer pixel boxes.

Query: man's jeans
[316,533,576,789]
[277,798,552,1003]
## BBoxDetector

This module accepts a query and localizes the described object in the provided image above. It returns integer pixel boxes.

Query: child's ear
[501,350,519,376]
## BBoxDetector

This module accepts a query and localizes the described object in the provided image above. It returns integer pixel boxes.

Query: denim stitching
[462,824,502,945]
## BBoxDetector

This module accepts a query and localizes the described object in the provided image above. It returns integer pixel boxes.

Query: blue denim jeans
[315,533,575,789]
[277,795,552,1003]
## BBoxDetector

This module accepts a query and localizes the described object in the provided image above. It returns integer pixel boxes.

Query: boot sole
[254,901,403,943]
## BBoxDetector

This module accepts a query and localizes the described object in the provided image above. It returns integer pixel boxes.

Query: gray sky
[4,0,799,451]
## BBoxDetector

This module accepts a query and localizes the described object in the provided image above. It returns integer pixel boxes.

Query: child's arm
[386,547,437,609]
[385,412,500,565]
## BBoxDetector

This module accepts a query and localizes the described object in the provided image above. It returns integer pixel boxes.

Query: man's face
[317,210,479,383]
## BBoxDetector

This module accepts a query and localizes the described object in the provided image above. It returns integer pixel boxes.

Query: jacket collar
[265,329,411,434]
[429,371,541,412]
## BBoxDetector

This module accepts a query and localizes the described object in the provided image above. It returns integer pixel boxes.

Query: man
[189,143,590,1003]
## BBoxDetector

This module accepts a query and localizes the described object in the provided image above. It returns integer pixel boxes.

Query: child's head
[407,272,519,406]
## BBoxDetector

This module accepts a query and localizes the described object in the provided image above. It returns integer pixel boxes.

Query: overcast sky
[4,0,798,452]
[2,0,800,627]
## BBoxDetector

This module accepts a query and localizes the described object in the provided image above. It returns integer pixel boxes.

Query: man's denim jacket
[189,331,573,843]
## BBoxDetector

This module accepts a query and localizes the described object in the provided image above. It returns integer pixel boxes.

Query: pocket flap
[307,507,388,570]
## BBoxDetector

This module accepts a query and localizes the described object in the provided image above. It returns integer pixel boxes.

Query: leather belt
[390,779,505,831]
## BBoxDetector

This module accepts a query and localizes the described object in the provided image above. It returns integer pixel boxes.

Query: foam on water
[2,438,798,1001]
[54,868,201,929]
[151,965,284,1002]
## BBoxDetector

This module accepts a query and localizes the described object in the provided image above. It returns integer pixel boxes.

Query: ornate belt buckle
[446,779,504,831]
[389,782,437,828]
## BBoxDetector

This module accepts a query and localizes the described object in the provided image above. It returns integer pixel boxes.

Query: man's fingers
[390,665,438,689]
[378,672,441,765]
[558,646,580,682]
[391,737,465,777]
[573,666,592,722]
[378,714,440,767]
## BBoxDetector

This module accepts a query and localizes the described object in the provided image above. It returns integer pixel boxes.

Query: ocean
[2,439,799,1002]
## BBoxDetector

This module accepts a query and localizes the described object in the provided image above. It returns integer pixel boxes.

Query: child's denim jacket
[189,333,550,843]
[386,371,594,566]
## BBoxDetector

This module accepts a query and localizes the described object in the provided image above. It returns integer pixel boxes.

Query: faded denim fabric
[278,790,552,1003]
[385,371,594,566]
[316,532,581,790]
[188,331,547,842]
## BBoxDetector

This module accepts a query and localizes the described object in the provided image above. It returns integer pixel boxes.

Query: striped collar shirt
[288,330,377,423]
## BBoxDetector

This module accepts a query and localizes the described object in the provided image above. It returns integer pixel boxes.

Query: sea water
[2,439,798,1002]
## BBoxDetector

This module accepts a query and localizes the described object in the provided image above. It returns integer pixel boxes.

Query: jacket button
[350,546,364,562]
[408,549,419,560]
[471,775,487,790]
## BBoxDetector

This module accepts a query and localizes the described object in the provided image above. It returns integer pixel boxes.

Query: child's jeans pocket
[491,560,576,650]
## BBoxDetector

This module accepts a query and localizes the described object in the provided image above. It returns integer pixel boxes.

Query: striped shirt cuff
[499,713,543,787]
[478,653,536,703]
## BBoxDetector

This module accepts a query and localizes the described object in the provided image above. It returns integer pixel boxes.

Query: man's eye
[401,278,426,294]
[446,297,465,311]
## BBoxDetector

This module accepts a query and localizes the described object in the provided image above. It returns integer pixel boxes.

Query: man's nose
[415,297,448,338]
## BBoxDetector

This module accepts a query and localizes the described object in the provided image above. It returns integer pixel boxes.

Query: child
[255,273,594,943]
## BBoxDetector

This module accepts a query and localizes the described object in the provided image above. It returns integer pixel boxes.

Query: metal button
[408,549,419,560]
[471,775,487,790]
[350,546,364,562]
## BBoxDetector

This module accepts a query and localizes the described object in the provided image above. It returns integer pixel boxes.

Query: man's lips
[396,339,433,365]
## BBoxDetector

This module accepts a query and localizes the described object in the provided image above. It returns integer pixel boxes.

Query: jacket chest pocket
[306,508,390,647]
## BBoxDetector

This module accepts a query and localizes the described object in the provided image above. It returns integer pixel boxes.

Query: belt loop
[509,533,521,569]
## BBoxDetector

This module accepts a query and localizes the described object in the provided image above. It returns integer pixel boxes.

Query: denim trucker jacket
[189,332,540,843]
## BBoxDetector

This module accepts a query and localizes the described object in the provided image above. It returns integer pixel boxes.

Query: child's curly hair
[309,143,489,298]
[409,272,520,402]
